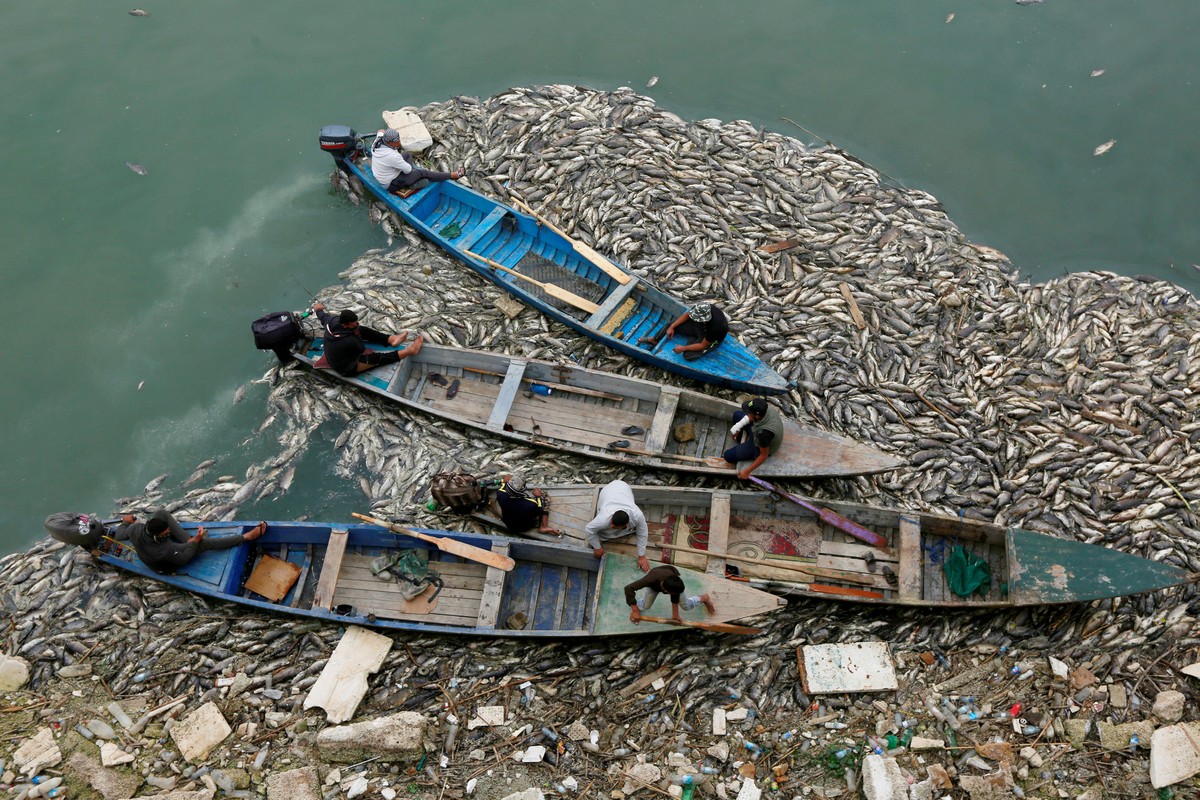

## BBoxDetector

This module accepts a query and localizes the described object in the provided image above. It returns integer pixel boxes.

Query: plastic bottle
[1129,734,1140,753]
[744,741,763,756]
[530,384,553,396]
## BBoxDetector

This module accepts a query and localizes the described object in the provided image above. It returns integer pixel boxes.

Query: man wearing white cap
[370,128,463,194]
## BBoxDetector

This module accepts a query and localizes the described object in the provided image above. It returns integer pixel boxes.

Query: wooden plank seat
[486,361,527,432]
[584,276,641,328]
[312,529,348,611]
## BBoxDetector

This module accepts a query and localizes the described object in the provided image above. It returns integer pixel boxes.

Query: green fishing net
[943,544,991,597]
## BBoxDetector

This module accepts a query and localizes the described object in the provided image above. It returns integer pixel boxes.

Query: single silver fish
[129,8,150,16]
[125,161,148,175]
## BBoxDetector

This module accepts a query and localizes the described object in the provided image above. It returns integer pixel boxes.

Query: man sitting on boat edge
[312,302,424,377]
[625,564,716,623]
[116,509,266,575]
[650,302,729,361]
[370,128,463,194]
[585,480,651,572]
[725,397,784,480]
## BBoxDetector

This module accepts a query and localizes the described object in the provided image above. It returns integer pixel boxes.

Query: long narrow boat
[92,520,785,637]
[317,124,790,396]
[292,338,903,479]
[470,483,1197,608]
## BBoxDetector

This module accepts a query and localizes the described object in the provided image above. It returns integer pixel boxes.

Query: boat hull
[94,519,784,637]
[293,339,903,479]
[478,484,1194,609]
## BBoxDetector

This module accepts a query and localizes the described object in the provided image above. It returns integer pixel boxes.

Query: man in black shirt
[494,474,561,536]
[661,303,729,361]
[624,564,717,623]
[116,509,265,574]
[312,302,424,377]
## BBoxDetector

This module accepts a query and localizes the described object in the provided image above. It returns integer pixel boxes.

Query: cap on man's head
[688,303,713,323]
[381,128,401,145]
[146,517,168,536]
[742,397,768,417]
[506,473,526,493]
[339,310,359,325]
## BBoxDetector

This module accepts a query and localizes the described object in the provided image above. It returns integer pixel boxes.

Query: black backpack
[251,311,302,351]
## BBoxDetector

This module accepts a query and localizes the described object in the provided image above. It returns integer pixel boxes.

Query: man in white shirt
[584,480,650,572]
[370,128,463,194]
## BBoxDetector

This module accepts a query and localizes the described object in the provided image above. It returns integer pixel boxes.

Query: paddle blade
[351,513,515,571]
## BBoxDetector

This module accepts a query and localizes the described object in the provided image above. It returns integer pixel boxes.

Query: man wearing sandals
[370,128,463,194]
[115,510,265,574]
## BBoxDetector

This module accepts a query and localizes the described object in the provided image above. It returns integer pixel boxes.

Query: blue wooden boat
[93,519,785,637]
[318,125,790,396]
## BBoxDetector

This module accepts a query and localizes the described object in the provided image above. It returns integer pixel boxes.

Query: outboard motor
[44,512,106,548]
[252,310,305,363]
[319,125,362,173]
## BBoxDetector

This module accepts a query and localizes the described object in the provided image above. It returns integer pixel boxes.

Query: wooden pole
[510,198,632,286]
[651,541,876,586]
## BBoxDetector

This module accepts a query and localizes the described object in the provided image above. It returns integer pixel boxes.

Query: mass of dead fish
[4,84,1198,717]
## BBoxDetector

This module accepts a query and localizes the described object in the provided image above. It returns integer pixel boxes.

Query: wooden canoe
[92,520,785,637]
[472,484,1197,608]
[320,128,791,396]
[292,339,904,479]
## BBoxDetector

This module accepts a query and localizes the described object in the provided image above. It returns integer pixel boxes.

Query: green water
[2,1,1197,553]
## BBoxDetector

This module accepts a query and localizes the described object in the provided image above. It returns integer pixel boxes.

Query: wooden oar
[637,614,760,635]
[510,198,631,286]
[748,477,893,555]
[351,513,515,571]
[650,541,876,586]
[608,443,731,468]
[462,250,600,314]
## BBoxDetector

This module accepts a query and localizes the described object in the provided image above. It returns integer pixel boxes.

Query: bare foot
[244,521,267,541]
[390,331,410,346]
[701,593,716,615]
[406,334,425,357]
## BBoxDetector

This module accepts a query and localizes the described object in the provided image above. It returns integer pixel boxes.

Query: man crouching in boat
[115,510,265,574]
[312,302,424,377]
[370,128,463,194]
[585,480,651,572]
[725,397,784,480]
[493,473,562,536]
[625,565,716,624]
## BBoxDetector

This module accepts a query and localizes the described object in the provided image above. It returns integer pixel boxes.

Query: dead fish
[125,161,148,175]
[1093,139,1116,156]
[1090,69,1105,77]
[233,384,248,405]
[129,8,150,16]
[144,473,169,493]
[945,13,955,23]
[646,76,659,88]
[1014,0,1043,4]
